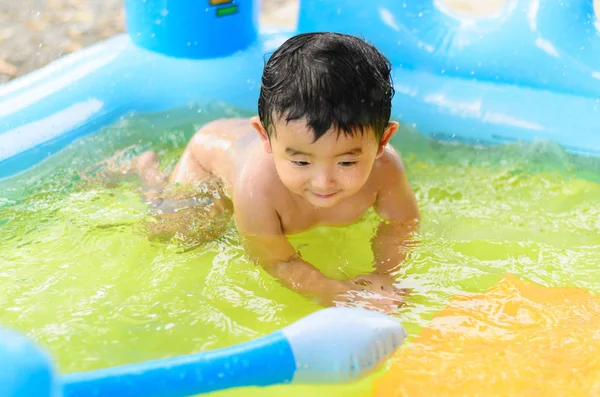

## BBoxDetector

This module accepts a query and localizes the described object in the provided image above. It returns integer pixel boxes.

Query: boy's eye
[338,161,357,167]
[292,160,310,167]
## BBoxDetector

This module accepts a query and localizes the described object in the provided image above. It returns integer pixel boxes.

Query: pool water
[0,105,599,397]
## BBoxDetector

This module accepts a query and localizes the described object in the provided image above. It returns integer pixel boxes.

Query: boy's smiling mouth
[311,191,339,199]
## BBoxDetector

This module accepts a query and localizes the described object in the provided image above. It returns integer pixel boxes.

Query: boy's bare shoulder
[230,153,289,234]
[231,152,287,207]
[372,146,406,181]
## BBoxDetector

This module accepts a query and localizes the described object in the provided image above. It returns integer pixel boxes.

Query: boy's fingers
[393,286,413,296]
[372,291,405,308]
[335,289,405,314]
[352,277,372,287]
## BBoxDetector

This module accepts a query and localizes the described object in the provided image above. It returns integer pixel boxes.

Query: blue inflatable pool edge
[0,307,407,397]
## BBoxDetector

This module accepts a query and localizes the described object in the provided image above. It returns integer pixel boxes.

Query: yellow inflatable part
[374,274,600,397]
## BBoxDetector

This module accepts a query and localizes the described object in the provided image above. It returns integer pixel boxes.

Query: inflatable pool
[1,0,599,396]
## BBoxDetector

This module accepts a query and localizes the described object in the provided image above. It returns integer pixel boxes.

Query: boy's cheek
[343,166,371,187]
[282,173,306,189]
[275,163,306,188]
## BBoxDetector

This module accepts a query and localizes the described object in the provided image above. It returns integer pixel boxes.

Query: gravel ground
[0,0,297,84]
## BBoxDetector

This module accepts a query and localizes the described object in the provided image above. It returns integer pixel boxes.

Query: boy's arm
[372,152,420,275]
[233,193,349,306]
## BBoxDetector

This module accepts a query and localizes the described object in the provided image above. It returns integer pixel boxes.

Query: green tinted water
[0,106,599,397]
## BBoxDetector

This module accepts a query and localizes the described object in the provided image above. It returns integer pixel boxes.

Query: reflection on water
[375,275,600,396]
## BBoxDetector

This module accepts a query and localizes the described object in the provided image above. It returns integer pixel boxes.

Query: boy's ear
[250,116,272,154]
[376,121,399,158]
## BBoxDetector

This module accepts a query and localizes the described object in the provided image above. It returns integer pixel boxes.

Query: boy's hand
[331,275,410,314]
[352,274,412,296]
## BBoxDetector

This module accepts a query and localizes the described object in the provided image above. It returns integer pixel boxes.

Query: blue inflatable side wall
[300,0,600,98]
[299,0,600,155]
[0,32,284,179]
[1,308,407,397]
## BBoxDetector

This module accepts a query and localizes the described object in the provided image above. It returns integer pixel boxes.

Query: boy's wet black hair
[258,32,395,142]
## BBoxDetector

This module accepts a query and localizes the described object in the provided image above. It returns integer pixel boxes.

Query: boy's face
[252,117,398,208]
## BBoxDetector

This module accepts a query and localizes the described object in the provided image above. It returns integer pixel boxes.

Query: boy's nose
[312,168,335,190]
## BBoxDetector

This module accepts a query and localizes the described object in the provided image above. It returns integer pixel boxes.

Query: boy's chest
[278,193,377,234]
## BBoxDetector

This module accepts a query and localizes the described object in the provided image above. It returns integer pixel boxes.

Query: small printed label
[216,5,238,17]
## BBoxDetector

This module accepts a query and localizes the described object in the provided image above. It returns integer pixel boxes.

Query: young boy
[107,32,420,312]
